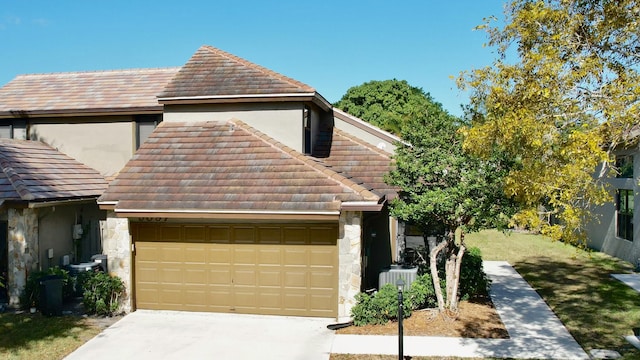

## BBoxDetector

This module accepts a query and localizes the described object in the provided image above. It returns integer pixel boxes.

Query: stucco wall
[587,154,640,265]
[338,211,362,321]
[163,103,304,152]
[334,114,397,154]
[7,208,38,306]
[30,117,135,178]
[101,212,132,312]
[38,203,106,268]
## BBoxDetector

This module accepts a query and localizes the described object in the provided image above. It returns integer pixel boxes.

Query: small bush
[459,246,490,300]
[20,267,73,309]
[351,283,414,326]
[405,273,437,309]
[82,271,124,316]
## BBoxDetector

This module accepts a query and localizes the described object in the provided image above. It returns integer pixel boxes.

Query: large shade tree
[385,100,516,311]
[459,0,640,243]
[339,80,517,311]
[334,79,434,135]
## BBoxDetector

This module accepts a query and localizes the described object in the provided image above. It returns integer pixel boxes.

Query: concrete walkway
[331,261,589,359]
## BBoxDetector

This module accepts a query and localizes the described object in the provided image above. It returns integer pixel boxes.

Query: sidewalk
[331,261,589,359]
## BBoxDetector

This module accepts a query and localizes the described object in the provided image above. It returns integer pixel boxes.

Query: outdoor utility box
[90,254,108,273]
[39,275,63,316]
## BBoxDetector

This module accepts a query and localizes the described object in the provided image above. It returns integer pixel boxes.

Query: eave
[158,92,332,112]
[104,207,340,221]
[0,107,164,119]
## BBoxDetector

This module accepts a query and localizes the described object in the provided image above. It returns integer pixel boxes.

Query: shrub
[351,283,415,326]
[459,246,490,300]
[405,273,437,309]
[82,271,124,316]
[20,267,73,309]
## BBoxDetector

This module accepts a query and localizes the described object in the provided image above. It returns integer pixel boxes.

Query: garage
[130,222,338,317]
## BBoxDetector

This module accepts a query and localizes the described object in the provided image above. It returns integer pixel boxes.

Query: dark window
[617,189,634,241]
[616,155,634,178]
[303,106,311,154]
[136,115,161,149]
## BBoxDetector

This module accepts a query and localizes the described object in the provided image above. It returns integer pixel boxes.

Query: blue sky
[0,1,507,117]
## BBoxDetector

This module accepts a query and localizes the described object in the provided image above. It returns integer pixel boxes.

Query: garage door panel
[133,223,337,317]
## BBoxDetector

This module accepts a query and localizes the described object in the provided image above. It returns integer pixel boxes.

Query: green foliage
[404,273,437,309]
[459,247,490,300]
[351,283,413,326]
[334,79,436,135]
[20,267,73,309]
[459,0,640,243]
[81,271,124,316]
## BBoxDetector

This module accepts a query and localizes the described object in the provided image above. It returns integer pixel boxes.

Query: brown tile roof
[313,128,397,198]
[159,45,317,100]
[0,139,108,202]
[0,67,179,117]
[99,120,380,213]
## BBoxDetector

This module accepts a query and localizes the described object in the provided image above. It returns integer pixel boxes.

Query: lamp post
[396,278,405,360]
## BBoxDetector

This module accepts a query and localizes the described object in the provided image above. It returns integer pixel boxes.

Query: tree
[458,0,640,243]
[385,95,516,312]
[334,79,435,135]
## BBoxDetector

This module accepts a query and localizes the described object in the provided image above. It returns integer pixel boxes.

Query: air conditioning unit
[378,267,419,290]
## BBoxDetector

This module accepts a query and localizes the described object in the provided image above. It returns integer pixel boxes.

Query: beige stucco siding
[163,103,304,152]
[334,116,396,154]
[30,117,135,177]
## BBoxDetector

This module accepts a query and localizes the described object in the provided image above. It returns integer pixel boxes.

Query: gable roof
[98,120,382,219]
[0,139,108,203]
[0,67,179,118]
[158,45,331,110]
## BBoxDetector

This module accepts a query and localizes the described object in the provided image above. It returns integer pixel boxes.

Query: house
[586,149,639,266]
[0,45,402,320]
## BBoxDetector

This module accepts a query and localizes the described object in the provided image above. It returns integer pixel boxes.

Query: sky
[0,0,508,117]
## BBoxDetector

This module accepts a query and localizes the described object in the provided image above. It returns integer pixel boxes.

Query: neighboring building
[0,45,402,320]
[587,150,639,266]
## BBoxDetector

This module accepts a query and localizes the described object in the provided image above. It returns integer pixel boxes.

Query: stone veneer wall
[338,211,362,321]
[101,212,132,312]
[7,208,38,306]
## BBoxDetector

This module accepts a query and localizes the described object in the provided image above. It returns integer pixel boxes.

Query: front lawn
[0,312,102,360]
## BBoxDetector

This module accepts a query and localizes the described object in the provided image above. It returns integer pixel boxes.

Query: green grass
[466,229,640,359]
[0,312,102,360]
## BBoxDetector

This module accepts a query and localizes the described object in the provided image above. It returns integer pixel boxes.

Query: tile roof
[159,45,316,99]
[0,139,108,202]
[99,120,381,214]
[313,128,397,198]
[0,67,179,117]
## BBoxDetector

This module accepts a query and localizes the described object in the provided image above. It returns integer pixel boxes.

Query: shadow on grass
[514,255,640,355]
[0,312,95,352]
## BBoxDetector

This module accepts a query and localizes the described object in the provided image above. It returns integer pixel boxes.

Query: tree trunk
[445,228,466,311]
[429,239,447,312]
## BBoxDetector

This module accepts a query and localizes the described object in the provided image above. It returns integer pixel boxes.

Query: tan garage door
[130,223,338,317]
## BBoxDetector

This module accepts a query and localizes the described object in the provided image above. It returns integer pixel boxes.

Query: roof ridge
[13,67,181,78]
[201,45,315,93]
[229,119,380,202]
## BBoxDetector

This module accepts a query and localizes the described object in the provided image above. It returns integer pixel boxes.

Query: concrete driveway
[65,310,336,360]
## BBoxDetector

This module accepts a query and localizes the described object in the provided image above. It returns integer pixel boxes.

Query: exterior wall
[587,153,640,265]
[7,208,38,306]
[38,203,106,268]
[334,114,397,154]
[30,116,136,177]
[100,212,132,312]
[337,211,362,321]
[163,103,304,152]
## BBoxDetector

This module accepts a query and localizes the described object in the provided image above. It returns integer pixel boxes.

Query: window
[136,115,161,149]
[616,155,634,178]
[303,106,312,154]
[617,189,634,241]
[0,125,12,139]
